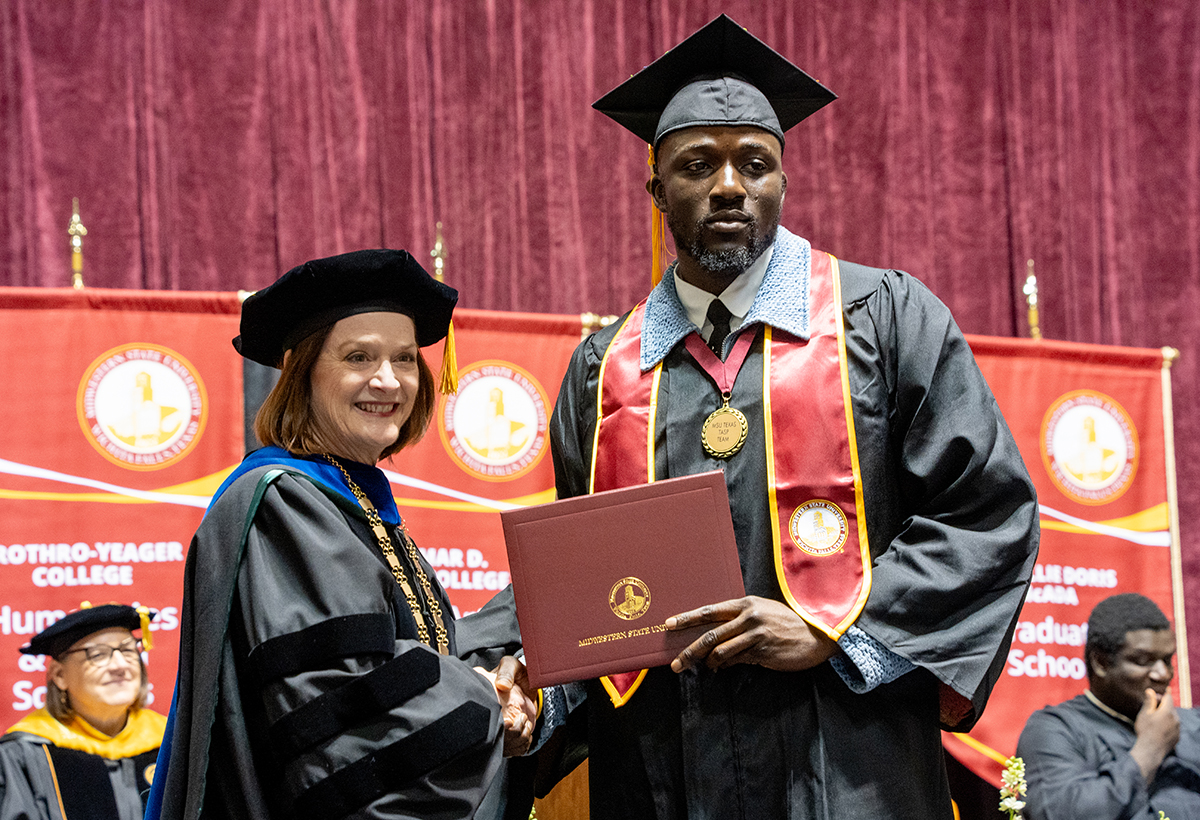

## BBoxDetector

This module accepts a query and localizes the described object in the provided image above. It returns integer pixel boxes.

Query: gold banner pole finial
[579,312,618,341]
[68,198,87,289]
[430,221,446,283]
[1023,259,1041,339]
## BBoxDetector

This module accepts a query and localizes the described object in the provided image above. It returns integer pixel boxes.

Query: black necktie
[706,299,732,358]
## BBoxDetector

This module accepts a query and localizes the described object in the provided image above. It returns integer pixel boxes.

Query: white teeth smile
[357,403,397,413]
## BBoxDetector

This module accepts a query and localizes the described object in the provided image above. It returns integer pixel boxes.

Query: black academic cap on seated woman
[233,249,459,368]
[20,603,156,658]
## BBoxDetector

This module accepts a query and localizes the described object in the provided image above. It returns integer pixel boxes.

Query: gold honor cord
[323,456,450,654]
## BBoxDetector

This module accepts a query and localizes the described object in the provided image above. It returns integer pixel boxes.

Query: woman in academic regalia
[145,249,534,820]
[0,604,167,820]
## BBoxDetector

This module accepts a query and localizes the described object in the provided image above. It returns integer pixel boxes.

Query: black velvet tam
[21,604,153,658]
[234,248,458,368]
[592,13,836,148]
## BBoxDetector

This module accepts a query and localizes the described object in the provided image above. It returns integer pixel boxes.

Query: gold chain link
[322,455,450,654]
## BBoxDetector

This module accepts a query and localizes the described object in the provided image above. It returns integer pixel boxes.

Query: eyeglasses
[59,639,142,666]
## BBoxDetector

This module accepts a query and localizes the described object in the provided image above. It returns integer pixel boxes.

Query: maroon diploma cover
[501,470,745,688]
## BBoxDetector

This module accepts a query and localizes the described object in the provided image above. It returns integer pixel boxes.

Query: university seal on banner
[789,500,849,556]
[77,344,207,470]
[1041,390,1138,505]
[438,361,549,481]
[609,577,651,620]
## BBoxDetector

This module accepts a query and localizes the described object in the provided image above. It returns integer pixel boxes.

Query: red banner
[0,288,244,728]
[11,290,1170,793]
[0,289,586,733]
[382,308,584,616]
[944,336,1185,784]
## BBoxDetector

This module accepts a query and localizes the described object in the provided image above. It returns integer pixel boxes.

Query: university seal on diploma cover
[501,471,744,688]
[609,577,652,620]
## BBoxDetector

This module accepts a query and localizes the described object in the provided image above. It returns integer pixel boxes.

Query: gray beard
[673,215,772,277]
[690,245,756,275]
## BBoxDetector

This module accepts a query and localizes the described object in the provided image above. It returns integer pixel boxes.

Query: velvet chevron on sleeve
[151,466,503,820]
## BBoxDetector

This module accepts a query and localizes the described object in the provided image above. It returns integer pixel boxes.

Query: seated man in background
[1017,592,1200,819]
[0,603,167,820]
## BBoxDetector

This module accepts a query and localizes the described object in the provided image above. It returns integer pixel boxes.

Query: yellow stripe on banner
[0,486,556,513]
[163,468,237,495]
[1040,502,1169,535]
[950,732,1011,766]
[393,489,557,513]
[0,490,185,504]
[0,465,236,505]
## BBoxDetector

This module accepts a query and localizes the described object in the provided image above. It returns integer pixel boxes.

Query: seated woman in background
[146,249,535,820]
[0,603,166,820]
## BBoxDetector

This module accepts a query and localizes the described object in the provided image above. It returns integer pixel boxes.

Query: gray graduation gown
[0,730,158,820]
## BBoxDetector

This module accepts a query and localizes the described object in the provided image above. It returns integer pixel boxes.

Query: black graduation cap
[234,249,458,369]
[592,13,836,148]
[20,604,156,658]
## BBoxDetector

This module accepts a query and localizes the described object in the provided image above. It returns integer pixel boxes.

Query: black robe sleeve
[839,264,1040,728]
[156,468,503,820]
[234,474,504,818]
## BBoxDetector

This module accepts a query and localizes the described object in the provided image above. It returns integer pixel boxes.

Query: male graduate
[547,14,1040,819]
[1017,593,1200,819]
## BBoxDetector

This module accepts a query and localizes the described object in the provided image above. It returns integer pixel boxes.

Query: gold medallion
[702,401,748,458]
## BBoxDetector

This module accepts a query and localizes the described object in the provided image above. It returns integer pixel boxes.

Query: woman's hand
[476,655,537,756]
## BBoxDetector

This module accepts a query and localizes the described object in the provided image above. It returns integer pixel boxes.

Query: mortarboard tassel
[439,320,459,394]
[136,605,153,650]
[649,145,674,287]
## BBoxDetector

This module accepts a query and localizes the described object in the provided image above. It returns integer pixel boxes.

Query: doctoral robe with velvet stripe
[548,256,1040,819]
[149,464,504,820]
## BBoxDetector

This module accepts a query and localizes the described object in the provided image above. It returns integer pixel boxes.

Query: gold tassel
[648,145,673,287]
[651,204,669,287]
[136,605,153,651]
[439,320,459,395]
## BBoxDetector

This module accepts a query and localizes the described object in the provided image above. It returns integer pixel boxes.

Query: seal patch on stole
[789,500,849,556]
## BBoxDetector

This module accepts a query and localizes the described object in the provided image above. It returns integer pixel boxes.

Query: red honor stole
[590,251,871,707]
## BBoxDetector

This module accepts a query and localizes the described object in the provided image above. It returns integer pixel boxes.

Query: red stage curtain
[3,1,1199,687]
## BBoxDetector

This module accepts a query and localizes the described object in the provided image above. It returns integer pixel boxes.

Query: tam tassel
[648,145,674,287]
[439,320,459,394]
[136,605,153,650]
